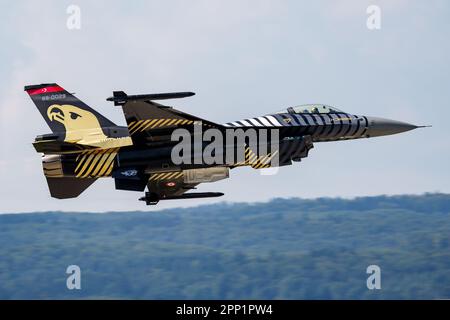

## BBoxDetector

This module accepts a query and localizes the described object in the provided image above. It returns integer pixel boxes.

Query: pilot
[311,106,319,113]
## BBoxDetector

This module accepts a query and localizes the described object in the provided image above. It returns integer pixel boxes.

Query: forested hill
[0,193,449,299]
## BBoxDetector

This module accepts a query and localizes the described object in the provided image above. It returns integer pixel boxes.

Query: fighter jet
[25,83,427,205]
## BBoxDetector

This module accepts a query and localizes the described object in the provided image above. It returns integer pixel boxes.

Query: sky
[0,0,449,212]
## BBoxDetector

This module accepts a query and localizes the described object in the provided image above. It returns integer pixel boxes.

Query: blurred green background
[0,193,449,299]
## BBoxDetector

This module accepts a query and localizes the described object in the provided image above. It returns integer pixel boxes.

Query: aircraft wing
[120,100,221,146]
[46,177,97,199]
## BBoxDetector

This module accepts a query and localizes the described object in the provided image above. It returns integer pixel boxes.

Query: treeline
[0,193,449,299]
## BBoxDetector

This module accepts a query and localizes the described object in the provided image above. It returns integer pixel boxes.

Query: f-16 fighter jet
[25,83,427,205]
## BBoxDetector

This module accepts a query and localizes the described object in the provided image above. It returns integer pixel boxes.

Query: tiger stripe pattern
[74,148,119,178]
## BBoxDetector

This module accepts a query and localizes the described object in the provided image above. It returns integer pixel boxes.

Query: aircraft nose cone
[365,117,419,137]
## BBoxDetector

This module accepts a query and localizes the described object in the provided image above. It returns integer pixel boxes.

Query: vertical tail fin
[25,83,116,142]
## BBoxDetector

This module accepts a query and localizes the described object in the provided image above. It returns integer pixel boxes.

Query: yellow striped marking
[167,119,178,126]
[134,120,151,133]
[75,155,87,172]
[251,150,279,169]
[104,160,115,176]
[142,119,158,131]
[228,146,279,169]
[75,150,98,172]
[150,119,165,129]
[97,152,117,177]
[81,152,104,178]
[253,155,270,168]
[73,148,119,178]
[266,150,279,164]
[248,153,258,163]
[149,171,183,181]
[128,119,196,135]
[159,119,172,128]
[128,121,142,131]
[76,153,97,177]
[90,152,112,176]
[174,172,184,179]
[159,172,171,180]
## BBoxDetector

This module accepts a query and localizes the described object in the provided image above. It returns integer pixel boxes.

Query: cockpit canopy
[275,104,344,115]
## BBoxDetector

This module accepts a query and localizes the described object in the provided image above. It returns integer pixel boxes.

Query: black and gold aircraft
[26,83,425,205]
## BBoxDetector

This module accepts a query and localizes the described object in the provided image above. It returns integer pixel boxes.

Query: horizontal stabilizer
[46,177,96,199]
